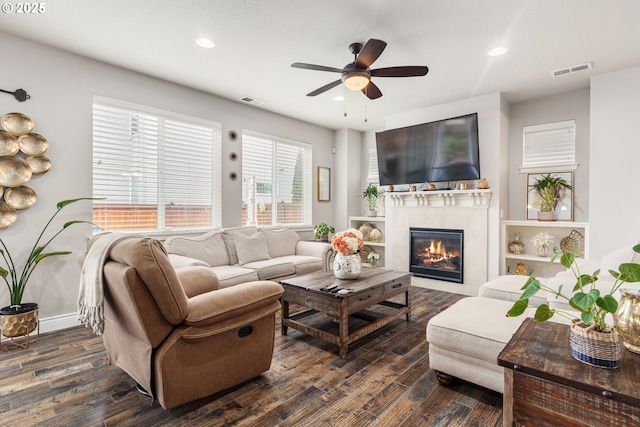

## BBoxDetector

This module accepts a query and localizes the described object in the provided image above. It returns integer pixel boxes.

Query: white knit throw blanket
[77,233,139,335]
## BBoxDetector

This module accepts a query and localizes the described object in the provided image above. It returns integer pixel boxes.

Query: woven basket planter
[569,320,622,369]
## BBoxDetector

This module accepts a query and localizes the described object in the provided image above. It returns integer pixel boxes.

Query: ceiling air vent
[239,96,265,106]
[551,62,592,77]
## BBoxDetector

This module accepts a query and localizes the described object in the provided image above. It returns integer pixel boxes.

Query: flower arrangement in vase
[367,252,381,267]
[531,231,555,257]
[331,229,364,279]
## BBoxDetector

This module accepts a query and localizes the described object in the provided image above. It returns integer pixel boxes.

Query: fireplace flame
[416,239,460,270]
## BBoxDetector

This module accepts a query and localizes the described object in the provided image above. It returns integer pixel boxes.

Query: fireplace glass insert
[409,228,463,283]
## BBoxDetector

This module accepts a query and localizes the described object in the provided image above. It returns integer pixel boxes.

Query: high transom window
[242,131,312,226]
[92,96,222,233]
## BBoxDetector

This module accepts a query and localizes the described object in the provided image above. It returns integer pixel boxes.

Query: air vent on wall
[239,96,265,106]
[551,62,592,77]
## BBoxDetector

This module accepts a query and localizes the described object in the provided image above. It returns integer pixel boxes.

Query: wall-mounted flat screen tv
[375,113,480,186]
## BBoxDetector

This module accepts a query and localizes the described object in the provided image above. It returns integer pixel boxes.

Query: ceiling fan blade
[362,81,382,100]
[371,66,429,77]
[355,39,387,69]
[307,79,342,96]
[291,62,343,73]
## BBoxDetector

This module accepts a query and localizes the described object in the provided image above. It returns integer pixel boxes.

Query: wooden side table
[498,318,640,426]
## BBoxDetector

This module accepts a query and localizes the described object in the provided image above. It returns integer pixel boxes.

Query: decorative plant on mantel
[529,173,572,220]
[0,198,98,311]
[362,184,380,215]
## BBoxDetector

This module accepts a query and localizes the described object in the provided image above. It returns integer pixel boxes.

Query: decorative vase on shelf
[537,211,555,221]
[614,288,640,354]
[536,243,548,258]
[333,253,362,279]
[508,232,525,255]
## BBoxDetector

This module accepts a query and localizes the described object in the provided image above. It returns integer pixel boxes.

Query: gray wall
[590,66,640,257]
[507,89,591,222]
[0,32,335,329]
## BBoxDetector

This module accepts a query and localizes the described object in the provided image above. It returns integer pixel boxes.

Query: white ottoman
[478,275,548,307]
[427,296,534,393]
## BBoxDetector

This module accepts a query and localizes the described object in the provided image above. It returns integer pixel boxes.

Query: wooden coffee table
[279,268,411,358]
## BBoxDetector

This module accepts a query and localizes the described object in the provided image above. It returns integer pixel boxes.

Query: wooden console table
[498,318,640,426]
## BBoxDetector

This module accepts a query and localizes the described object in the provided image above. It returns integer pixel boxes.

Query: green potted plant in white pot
[529,173,572,221]
[362,184,380,217]
[507,245,640,368]
[0,198,97,348]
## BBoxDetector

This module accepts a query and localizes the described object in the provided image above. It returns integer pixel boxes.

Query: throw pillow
[601,244,637,275]
[235,232,271,266]
[261,228,300,258]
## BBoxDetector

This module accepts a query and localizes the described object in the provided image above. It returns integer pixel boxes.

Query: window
[522,120,576,170]
[92,96,222,233]
[367,148,379,184]
[242,131,312,226]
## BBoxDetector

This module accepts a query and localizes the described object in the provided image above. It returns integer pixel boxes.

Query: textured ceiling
[1,0,640,131]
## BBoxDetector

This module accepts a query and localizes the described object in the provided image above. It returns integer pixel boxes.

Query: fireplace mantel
[386,189,492,208]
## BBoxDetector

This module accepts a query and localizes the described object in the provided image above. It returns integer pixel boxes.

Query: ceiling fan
[291,38,429,100]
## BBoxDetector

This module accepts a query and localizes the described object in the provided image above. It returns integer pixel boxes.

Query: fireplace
[410,228,463,283]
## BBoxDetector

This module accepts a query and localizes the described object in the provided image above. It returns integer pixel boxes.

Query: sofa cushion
[222,226,259,265]
[210,265,259,288]
[164,231,229,267]
[601,243,640,276]
[242,258,295,280]
[235,232,271,266]
[479,275,548,307]
[276,255,323,275]
[261,228,300,258]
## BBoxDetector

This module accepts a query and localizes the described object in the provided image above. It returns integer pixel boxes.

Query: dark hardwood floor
[0,287,503,426]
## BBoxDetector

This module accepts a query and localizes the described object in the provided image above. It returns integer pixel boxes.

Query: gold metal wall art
[0,157,32,187]
[1,112,34,136]
[0,112,52,228]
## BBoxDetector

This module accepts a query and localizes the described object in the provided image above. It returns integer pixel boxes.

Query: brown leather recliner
[92,236,284,409]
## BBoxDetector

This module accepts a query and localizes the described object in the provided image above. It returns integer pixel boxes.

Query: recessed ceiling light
[488,46,508,56]
[333,95,345,102]
[196,38,215,48]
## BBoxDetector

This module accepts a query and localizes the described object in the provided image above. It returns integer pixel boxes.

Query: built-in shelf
[502,220,589,278]
[349,216,386,267]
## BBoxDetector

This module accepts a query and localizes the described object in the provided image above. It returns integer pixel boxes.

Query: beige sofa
[164,226,333,287]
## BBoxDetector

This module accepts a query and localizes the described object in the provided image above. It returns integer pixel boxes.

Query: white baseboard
[39,312,80,334]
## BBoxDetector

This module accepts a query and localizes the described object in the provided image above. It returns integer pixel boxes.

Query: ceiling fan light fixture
[343,72,370,91]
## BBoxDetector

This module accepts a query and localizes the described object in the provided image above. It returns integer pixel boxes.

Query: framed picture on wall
[526,171,574,221]
[318,166,330,201]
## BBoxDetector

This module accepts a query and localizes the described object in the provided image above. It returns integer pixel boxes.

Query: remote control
[320,284,338,291]
[330,287,341,293]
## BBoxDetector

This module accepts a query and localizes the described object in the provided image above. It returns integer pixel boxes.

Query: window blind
[92,96,221,232]
[242,132,312,226]
[522,120,576,168]
[367,148,379,184]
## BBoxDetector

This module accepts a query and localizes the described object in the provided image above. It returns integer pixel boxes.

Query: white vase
[333,253,362,279]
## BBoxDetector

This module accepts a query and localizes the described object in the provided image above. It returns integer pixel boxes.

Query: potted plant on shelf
[506,245,640,368]
[1,198,97,348]
[529,173,572,221]
[362,184,380,217]
[313,222,335,241]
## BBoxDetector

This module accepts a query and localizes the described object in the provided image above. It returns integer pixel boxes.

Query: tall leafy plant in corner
[0,198,98,309]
